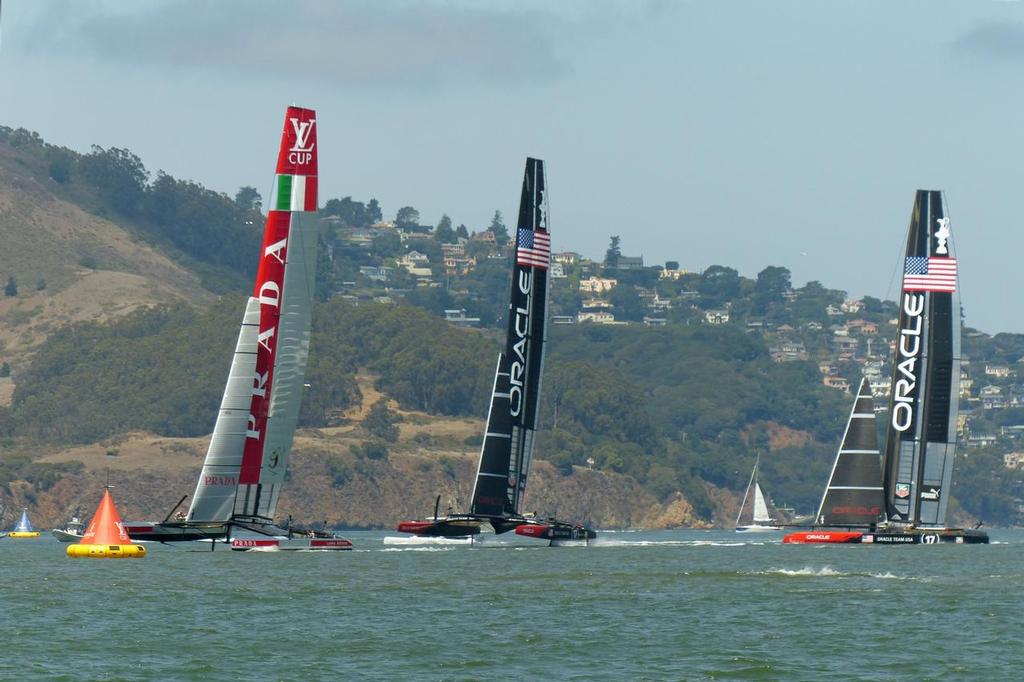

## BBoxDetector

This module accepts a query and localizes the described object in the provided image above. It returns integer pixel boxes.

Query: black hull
[396,516,483,538]
[784,527,988,545]
[861,528,988,545]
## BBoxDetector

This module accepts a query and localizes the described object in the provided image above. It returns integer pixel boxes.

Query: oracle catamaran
[396,158,596,545]
[785,190,987,545]
[125,106,351,551]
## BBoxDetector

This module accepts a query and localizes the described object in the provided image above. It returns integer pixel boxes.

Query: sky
[1,0,1023,332]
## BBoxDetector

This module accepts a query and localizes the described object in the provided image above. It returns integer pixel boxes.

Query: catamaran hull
[783,529,989,544]
[230,537,353,551]
[514,522,597,544]
[396,518,483,538]
[123,522,229,543]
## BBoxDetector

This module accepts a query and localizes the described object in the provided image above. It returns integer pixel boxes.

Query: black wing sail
[469,353,514,517]
[506,158,550,515]
[882,190,960,527]
[816,378,885,527]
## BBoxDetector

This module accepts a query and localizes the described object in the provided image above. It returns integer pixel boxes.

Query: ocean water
[2,529,1022,681]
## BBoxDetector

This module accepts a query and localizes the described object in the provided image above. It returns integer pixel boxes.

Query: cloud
[12,0,572,91]
[953,21,1024,60]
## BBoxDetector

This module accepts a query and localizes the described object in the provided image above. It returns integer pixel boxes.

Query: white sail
[187,297,261,522]
[752,483,772,523]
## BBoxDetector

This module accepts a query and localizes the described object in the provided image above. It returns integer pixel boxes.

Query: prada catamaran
[125,106,351,551]
[396,158,596,545]
[785,190,987,545]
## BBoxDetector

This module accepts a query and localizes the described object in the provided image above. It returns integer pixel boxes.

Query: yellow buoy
[67,488,146,559]
[9,508,39,538]
[67,543,146,558]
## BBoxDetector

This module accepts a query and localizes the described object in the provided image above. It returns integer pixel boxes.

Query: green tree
[698,265,741,309]
[4,277,17,297]
[455,223,469,239]
[47,148,73,184]
[752,265,791,314]
[604,235,622,269]
[0,362,10,378]
[395,206,422,231]
[363,398,401,442]
[79,145,148,216]
[435,214,457,243]
[487,210,509,245]
[608,283,646,322]
[234,186,262,212]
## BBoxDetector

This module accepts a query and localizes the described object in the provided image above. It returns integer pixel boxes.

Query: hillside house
[823,375,851,392]
[552,315,575,325]
[826,305,844,317]
[841,299,865,314]
[1004,452,1024,469]
[985,365,1013,378]
[553,252,580,265]
[359,266,392,282]
[443,309,480,328]
[578,311,616,324]
[705,309,730,325]
[847,319,878,334]
[643,316,668,327]
[617,255,645,270]
[550,262,567,279]
[660,264,686,280]
[579,277,617,293]
[769,340,808,363]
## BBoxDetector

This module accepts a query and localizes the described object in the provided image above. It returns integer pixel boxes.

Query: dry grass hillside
[0,162,211,396]
[7,377,719,530]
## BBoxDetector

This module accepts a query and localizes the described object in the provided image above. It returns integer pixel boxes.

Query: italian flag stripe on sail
[275,174,318,212]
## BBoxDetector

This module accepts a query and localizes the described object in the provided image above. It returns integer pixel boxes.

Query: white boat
[52,513,86,542]
[735,456,783,532]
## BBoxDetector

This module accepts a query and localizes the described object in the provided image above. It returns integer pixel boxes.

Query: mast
[181,106,319,524]
[468,158,550,518]
[881,190,960,527]
[816,378,885,527]
[735,457,758,527]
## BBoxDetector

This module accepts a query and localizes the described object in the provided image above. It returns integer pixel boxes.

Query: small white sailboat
[735,456,782,532]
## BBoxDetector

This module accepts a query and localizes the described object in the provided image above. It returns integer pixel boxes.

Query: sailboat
[124,106,350,551]
[9,508,40,538]
[784,190,987,545]
[734,456,782,532]
[396,158,596,545]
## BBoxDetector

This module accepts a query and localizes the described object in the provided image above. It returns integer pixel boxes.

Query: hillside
[0,142,210,382]
[1,123,1021,528]
[6,376,710,530]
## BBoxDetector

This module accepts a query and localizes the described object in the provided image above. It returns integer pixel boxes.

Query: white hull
[52,529,84,543]
[735,524,784,533]
[382,535,477,546]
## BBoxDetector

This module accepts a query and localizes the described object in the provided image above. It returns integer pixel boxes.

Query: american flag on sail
[903,257,957,293]
[516,228,550,269]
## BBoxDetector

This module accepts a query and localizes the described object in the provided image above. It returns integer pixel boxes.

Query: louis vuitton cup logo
[288,117,316,165]
[935,217,951,255]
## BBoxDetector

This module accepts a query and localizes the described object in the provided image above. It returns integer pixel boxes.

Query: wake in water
[759,566,919,580]
[381,536,477,547]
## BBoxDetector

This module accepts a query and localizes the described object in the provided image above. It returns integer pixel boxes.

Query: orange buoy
[67,489,146,559]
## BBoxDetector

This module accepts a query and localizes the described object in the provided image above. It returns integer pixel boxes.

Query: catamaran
[734,456,782,532]
[396,158,596,546]
[785,190,987,545]
[124,106,351,551]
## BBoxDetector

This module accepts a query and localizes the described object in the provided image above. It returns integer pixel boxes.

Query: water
[2,529,1023,680]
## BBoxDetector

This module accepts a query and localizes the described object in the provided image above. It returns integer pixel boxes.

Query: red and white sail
[188,106,319,523]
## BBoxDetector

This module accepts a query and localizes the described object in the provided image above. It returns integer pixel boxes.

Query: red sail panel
[275,106,318,177]
[238,210,291,484]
